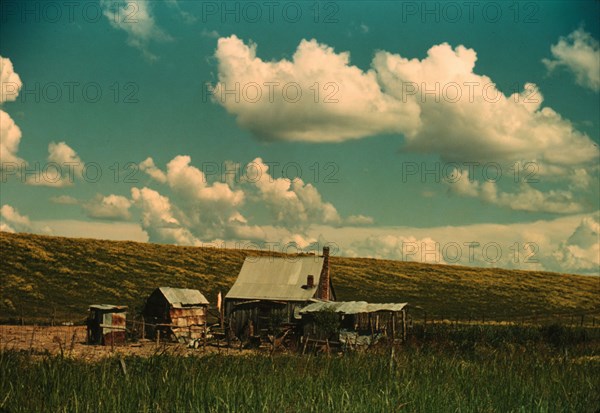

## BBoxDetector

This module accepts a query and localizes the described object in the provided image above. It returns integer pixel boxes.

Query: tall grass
[1,345,598,412]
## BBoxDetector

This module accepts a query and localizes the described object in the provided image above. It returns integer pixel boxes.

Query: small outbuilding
[143,287,209,343]
[299,301,408,349]
[87,304,127,346]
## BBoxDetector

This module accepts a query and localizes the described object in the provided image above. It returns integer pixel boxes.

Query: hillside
[1,232,598,323]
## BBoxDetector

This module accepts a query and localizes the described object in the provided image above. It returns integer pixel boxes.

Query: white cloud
[131,186,200,246]
[0,110,24,164]
[0,57,24,166]
[313,212,599,274]
[447,170,584,214]
[201,29,220,39]
[165,0,197,24]
[163,155,246,240]
[129,155,352,246]
[36,219,148,242]
[47,141,84,169]
[100,0,171,60]
[139,157,167,183]
[27,141,84,187]
[373,44,598,168]
[166,155,244,207]
[350,235,447,264]
[0,204,31,233]
[213,35,419,142]
[83,194,132,221]
[134,155,251,243]
[549,216,599,275]
[249,157,341,228]
[0,56,22,104]
[346,214,375,225]
[543,28,600,92]
[49,195,79,205]
[214,37,598,171]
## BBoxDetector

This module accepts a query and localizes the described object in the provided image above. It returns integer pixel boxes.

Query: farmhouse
[225,247,335,339]
[143,287,209,343]
[299,301,409,348]
[86,304,127,346]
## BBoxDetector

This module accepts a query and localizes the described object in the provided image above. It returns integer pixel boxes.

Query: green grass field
[2,338,598,413]
[1,232,598,324]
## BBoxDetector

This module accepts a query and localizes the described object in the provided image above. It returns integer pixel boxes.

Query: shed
[299,301,409,348]
[225,247,335,340]
[87,304,127,346]
[143,287,209,343]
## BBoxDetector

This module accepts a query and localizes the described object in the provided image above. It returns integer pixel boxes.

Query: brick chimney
[318,246,330,300]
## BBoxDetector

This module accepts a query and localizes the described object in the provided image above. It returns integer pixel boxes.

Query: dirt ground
[0,325,244,361]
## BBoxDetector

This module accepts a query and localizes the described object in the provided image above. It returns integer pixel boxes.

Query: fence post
[402,310,407,343]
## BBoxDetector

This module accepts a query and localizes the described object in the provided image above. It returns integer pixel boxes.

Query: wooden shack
[225,247,335,340]
[143,287,209,343]
[299,301,408,349]
[87,304,127,346]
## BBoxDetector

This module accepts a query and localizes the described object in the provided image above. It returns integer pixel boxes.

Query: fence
[2,308,599,357]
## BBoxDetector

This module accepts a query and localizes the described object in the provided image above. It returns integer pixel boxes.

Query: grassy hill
[1,231,598,324]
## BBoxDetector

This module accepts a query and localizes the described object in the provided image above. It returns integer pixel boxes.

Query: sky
[0,0,599,275]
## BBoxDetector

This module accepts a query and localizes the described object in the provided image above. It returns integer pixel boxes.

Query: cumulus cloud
[317,212,599,274]
[349,235,447,264]
[0,56,22,104]
[447,170,585,214]
[550,216,599,275]
[139,157,167,183]
[134,155,250,244]
[166,155,244,207]
[543,28,600,91]
[164,155,247,240]
[214,37,598,171]
[213,35,419,142]
[100,0,171,60]
[0,204,31,233]
[249,157,341,228]
[0,110,24,164]
[373,44,598,167]
[83,194,132,221]
[130,155,357,246]
[27,142,84,187]
[0,57,24,165]
[131,187,200,245]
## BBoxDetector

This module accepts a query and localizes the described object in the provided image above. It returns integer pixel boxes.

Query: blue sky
[1,1,599,275]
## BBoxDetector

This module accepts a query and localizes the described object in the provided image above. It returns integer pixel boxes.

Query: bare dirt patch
[0,325,242,361]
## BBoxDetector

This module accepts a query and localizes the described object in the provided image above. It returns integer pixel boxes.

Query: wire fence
[2,308,599,349]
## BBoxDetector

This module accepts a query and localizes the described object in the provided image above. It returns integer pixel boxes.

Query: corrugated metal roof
[158,287,209,307]
[89,304,127,311]
[300,301,408,314]
[226,256,325,301]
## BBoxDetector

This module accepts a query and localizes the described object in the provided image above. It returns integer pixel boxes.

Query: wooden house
[225,247,335,340]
